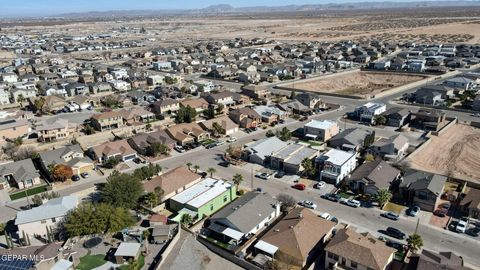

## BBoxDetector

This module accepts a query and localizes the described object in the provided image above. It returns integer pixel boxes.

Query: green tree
[103,156,121,169]
[180,213,193,225]
[301,158,316,178]
[100,171,144,209]
[82,125,96,135]
[207,167,216,178]
[193,165,200,173]
[211,122,225,137]
[266,130,275,137]
[186,162,192,171]
[375,189,392,209]
[276,127,292,141]
[374,115,387,126]
[215,103,224,114]
[232,173,243,190]
[145,123,152,131]
[204,106,216,119]
[154,187,164,203]
[34,97,46,113]
[146,142,169,157]
[0,223,5,235]
[175,105,197,123]
[407,233,423,253]
[141,192,158,209]
[17,94,25,107]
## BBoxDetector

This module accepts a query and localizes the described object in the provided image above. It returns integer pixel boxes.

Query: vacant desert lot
[285,71,426,97]
[408,124,480,184]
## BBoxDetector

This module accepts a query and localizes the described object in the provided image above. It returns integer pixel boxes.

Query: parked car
[314,181,326,189]
[456,217,469,233]
[386,227,406,240]
[72,175,81,181]
[218,161,230,167]
[407,206,420,217]
[274,171,285,178]
[174,145,186,153]
[80,172,89,178]
[386,240,405,251]
[466,227,480,237]
[322,193,341,202]
[319,212,332,220]
[255,172,271,180]
[381,211,399,221]
[227,136,237,143]
[205,143,217,149]
[215,141,225,147]
[292,183,306,191]
[345,199,361,208]
[299,200,317,209]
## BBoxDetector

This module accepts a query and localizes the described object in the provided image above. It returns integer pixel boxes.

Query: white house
[0,89,11,105]
[153,61,172,70]
[354,102,386,124]
[193,80,215,93]
[109,80,130,92]
[317,149,357,185]
[304,120,340,142]
[1,73,18,83]
[15,195,78,238]
[443,77,477,91]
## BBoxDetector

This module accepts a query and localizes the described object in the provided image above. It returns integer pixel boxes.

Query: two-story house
[317,149,357,185]
[91,111,125,131]
[304,120,339,142]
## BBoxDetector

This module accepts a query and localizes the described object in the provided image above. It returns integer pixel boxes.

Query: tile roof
[90,139,136,158]
[0,159,40,184]
[144,166,201,195]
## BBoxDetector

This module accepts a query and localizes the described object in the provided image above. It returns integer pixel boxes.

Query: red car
[292,183,306,190]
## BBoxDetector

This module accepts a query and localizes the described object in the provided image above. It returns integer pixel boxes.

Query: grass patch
[10,185,48,201]
[200,139,216,146]
[394,250,406,261]
[383,202,405,214]
[118,254,145,270]
[76,251,107,270]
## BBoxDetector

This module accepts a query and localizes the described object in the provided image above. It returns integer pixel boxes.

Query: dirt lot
[284,71,426,97]
[407,124,480,184]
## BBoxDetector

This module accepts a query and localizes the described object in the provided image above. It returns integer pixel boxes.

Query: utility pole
[414,218,420,234]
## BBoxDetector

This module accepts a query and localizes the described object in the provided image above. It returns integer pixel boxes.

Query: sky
[0,0,441,17]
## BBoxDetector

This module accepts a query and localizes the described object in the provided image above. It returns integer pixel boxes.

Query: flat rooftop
[170,178,232,209]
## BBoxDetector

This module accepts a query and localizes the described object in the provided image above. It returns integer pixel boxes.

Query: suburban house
[254,105,287,124]
[204,192,280,246]
[0,242,75,270]
[0,119,29,141]
[329,128,374,152]
[241,85,270,99]
[128,129,176,154]
[229,107,262,128]
[369,134,409,161]
[15,195,78,239]
[166,122,210,145]
[38,145,94,176]
[269,143,319,174]
[443,76,477,91]
[304,120,339,142]
[199,116,239,136]
[204,91,236,107]
[0,159,41,190]
[346,159,400,196]
[324,228,396,270]
[243,137,289,165]
[151,99,180,116]
[169,178,237,222]
[399,170,447,212]
[118,108,155,126]
[459,187,480,220]
[354,102,387,124]
[295,92,323,109]
[256,207,335,267]
[90,111,125,131]
[180,98,209,113]
[382,107,411,128]
[88,139,138,163]
[317,149,357,185]
[408,250,473,270]
[410,109,446,131]
[36,118,77,143]
[144,166,202,202]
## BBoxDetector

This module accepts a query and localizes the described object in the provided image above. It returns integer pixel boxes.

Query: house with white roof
[304,120,340,142]
[354,102,386,124]
[169,178,237,222]
[15,195,78,238]
[317,149,357,185]
[443,76,478,91]
[243,137,289,165]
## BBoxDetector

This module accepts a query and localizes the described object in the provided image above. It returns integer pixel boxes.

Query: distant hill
[50,1,480,19]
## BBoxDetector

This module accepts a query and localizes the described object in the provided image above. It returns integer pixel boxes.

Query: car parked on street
[381,211,399,221]
[456,217,469,233]
[299,200,317,209]
[314,181,326,189]
[292,183,306,190]
[407,206,420,217]
[80,172,89,178]
[467,227,480,237]
[386,227,406,240]
[345,199,361,208]
[72,175,81,181]
[255,172,271,180]
[227,136,237,143]
[274,171,285,178]
[174,145,186,153]
[322,193,341,202]
[319,212,332,220]
[218,161,230,167]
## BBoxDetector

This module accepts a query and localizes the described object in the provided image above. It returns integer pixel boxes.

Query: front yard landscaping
[382,202,405,214]
[10,185,48,200]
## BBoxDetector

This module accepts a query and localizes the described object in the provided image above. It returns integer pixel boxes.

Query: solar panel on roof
[0,259,34,270]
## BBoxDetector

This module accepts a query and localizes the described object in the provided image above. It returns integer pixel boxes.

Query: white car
[314,181,326,189]
[174,145,186,153]
[255,172,271,180]
[227,136,237,143]
[345,199,361,208]
[299,200,317,209]
[319,212,332,220]
[456,217,469,233]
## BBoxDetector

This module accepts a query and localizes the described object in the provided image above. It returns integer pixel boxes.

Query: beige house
[91,111,125,131]
[199,116,239,136]
[325,228,396,270]
[304,120,339,142]
[152,99,180,116]
[37,119,77,142]
[0,119,29,141]
[89,139,138,163]
[0,159,41,190]
[180,98,209,113]
[143,166,202,202]
[166,122,210,145]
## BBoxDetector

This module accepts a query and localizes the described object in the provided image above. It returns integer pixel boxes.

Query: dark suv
[386,227,405,240]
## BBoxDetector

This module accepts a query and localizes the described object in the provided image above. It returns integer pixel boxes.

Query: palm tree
[232,173,243,190]
[193,164,200,173]
[142,229,150,253]
[375,189,393,209]
[407,233,423,253]
[180,213,192,226]
[186,162,192,171]
[17,94,25,107]
[207,167,216,178]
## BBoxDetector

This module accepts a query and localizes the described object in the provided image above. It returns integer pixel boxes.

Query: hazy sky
[0,0,441,17]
